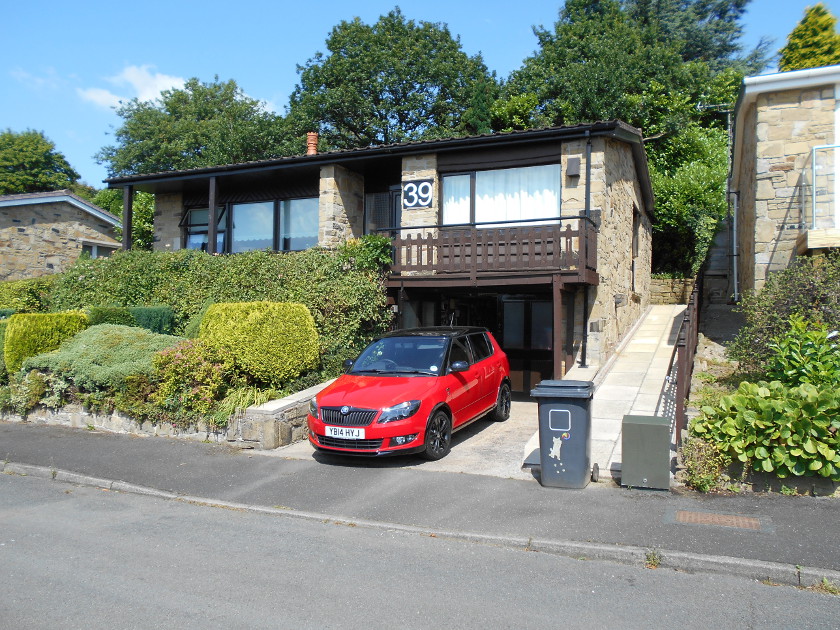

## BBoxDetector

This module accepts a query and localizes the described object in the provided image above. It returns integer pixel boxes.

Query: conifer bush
[4,311,88,373]
[199,301,319,387]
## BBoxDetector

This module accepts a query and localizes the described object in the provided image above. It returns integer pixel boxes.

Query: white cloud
[10,67,64,90]
[109,65,184,102]
[77,87,121,109]
[77,64,185,109]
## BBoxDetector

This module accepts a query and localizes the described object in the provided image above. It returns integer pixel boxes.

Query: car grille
[317,435,384,450]
[320,407,378,427]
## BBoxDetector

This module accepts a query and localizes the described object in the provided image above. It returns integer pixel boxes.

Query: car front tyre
[422,410,452,460]
[491,383,511,422]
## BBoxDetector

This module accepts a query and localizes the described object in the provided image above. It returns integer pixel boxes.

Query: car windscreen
[350,336,448,376]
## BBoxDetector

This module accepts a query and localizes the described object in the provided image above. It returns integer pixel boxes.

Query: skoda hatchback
[307,327,511,460]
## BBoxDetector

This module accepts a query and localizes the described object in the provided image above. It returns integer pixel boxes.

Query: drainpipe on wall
[730,191,740,303]
[579,131,592,368]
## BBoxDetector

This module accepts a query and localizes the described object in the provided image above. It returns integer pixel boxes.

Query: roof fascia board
[0,194,121,226]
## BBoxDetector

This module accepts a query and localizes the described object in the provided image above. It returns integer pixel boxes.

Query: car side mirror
[342,358,355,372]
[449,360,469,373]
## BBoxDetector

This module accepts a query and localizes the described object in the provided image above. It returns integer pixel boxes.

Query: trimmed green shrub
[693,381,840,481]
[199,301,319,386]
[0,276,55,313]
[129,306,174,334]
[0,309,15,319]
[183,299,214,338]
[88,306,137,327]
[729,252,840,372]
[8,370,47,416]
[24,324,184,393]
[4,311,88,373]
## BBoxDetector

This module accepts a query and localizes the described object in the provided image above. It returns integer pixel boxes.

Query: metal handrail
[374,214,597,233]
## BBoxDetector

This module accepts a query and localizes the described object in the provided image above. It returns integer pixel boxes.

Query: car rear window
[468,333,493,361]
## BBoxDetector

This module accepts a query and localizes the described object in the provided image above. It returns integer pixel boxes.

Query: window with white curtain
[442,164,561,228]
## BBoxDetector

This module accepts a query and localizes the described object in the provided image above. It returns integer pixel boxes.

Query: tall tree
[287,8,498,149]
[625,0,770,72]
[96,77,291,177]
[0,129,80,194]
[779,3,840,71]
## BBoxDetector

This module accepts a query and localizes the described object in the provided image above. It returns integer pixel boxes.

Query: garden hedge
[0,320,7,383]
[199,301,319,386]
[88,306,137,327]
[4,311,89,373]
[0,275,55,313]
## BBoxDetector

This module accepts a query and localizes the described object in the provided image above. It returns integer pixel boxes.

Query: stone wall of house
[739,84,836,292]
[584,139,652,368]
[0,201,119,281]
[319,164,365,247]
[401,154,439,230]
[152,192,184,252]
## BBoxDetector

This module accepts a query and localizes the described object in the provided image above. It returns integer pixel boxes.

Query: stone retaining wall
[650,277,695,304]
[1,380,333,451]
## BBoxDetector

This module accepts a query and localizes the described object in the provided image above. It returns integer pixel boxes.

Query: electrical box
[621,415,671,490]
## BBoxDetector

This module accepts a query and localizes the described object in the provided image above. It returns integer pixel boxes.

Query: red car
[308,327,511,460]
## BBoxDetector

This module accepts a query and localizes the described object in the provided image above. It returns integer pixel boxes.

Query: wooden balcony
[388,217,598,287]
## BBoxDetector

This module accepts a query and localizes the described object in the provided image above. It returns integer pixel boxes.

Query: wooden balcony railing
[385,216,597,282]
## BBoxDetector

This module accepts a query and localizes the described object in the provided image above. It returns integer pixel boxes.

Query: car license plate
[325,426,365,440]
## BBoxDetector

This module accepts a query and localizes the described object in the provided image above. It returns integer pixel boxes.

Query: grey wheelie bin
[530,380,597,488]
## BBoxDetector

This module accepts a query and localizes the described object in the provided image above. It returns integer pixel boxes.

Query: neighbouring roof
[731,64,840,188]
[0,190,121,227]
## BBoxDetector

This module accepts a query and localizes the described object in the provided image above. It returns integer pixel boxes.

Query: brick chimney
[306,132,318,156]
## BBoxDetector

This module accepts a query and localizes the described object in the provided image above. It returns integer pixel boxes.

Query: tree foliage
[96,77,290,177]
[287,9,497,148]
[0,129,80,195]
[92,188,155,250]
[779,3,840,72]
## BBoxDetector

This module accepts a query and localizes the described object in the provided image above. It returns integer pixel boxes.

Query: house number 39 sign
[402,179,434,209]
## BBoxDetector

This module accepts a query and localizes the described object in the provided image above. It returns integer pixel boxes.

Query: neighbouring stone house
[107,122,654,392]
[0,190,121,282]
[727,64,840,299]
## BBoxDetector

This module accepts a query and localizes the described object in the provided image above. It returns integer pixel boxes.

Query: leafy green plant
[336,235,393,275]
[728,252,840,372]
[152,339,240,426]
[766,315,840,389]
[3,311,89,373]
[8,370,47,416]
[0,309,15,319]
[645,549,662,569]
[199,301,319,387]
[679,436,731,492]
[693,381,840,480]
[210,385,283,429]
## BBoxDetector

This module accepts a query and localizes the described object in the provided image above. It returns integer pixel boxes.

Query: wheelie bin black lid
[530,379,594,399]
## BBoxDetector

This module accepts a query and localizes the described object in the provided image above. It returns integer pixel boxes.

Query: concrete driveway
[270,397,539,481]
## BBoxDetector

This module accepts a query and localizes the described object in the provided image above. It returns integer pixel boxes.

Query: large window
[442,164,561,228]
[183,197,318,253]
[281,198,319,250]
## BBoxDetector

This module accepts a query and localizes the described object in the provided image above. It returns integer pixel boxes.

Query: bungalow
[107,122,654,392]
[0,189,121,282]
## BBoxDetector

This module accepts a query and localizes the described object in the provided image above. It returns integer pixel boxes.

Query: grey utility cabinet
[621,415,670,490]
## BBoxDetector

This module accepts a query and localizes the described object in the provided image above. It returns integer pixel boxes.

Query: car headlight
[309,398,318,418]
[378,400,421,424]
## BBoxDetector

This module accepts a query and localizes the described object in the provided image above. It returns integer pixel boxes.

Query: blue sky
[4,0,838,187]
